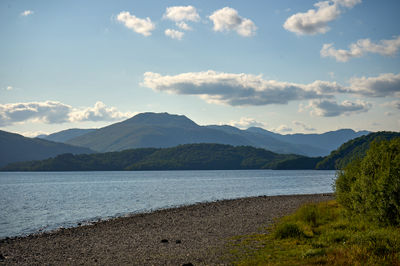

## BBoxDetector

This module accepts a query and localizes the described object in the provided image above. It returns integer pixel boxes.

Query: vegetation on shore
[1,143,320,171]
[316,131,400,170]
[230,138,400,265]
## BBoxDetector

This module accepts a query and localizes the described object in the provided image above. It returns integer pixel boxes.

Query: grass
[227,200,400,265]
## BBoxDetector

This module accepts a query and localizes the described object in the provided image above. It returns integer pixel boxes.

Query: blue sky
[1,0,399,136]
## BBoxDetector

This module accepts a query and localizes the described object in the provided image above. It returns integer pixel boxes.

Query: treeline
[1,143,319,171]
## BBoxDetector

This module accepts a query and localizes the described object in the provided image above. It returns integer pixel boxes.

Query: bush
[274,223,306,239]
[335,138,400,226]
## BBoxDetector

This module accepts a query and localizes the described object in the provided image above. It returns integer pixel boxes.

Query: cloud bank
[0,101,71,126]
[383,100,400,110]
[348,73,400,97]
[117,11,155,36]
[142,70,342,106]
[0,101,132,126]
[69,102,133,122]
[307,99,371,117]
[209,7,257,37]
[321,36,400,62]
[293,121,316,131]
[283,0,361,35]
[229,117,267,129]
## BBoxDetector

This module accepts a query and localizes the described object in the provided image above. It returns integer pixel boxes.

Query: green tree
[335,138,400,226]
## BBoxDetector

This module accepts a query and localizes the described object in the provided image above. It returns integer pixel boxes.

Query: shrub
[274,222,306,239]
[335,138,400,226]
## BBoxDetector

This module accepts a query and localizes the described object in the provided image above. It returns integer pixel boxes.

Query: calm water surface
[0,170,335,238]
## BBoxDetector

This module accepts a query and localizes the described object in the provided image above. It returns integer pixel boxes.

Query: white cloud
[163,6,200,22]
[69,101,133,122]
[307,99,371,117]
[165,29,184,40]
[292,121,316,131]
[21,10,33,17]
[384,112,394,116]
[321,36,400,62]
[348,73,400,97]
[0,101,133,126]
[0,101,72,126]
[229,117,267,129]
[117,11,155,37]
[3,86,13,91]
[176,22,192,31]
[275,125,293,133]
[382,100,400,110]
[141,70,343,106]
[283,0,361,35]
[333,0,361,8]
[209,7,257,37]
[22,131,49,138]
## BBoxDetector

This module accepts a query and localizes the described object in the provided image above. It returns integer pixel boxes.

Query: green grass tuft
[274,223,306,239]
[227,200,400,265]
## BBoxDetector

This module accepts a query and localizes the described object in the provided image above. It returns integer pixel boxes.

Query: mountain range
[2,112,371,167]
[4,131,399,171]
[40,112,368,157]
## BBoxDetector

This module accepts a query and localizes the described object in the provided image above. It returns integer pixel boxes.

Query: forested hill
[316,131,400,170]
[1,143,321,171]
[0,130,94,167]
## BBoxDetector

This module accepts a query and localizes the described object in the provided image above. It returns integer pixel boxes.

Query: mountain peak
[123,112,199,128]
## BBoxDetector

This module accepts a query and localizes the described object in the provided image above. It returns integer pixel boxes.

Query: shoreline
[0,193,334,265]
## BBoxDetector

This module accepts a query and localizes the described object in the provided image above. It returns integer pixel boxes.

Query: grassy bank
[228,200,400,265]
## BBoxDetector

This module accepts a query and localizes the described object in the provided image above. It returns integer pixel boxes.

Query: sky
[1,0,400,136]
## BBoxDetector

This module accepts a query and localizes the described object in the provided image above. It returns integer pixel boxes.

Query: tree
[335,138,400,225]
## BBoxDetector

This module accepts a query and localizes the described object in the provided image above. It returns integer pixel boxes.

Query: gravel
[0,193,333,265]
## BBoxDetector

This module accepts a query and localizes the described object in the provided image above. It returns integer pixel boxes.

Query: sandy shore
[0,193,333,265]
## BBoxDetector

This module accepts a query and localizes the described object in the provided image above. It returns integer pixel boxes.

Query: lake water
[0,170,336,239]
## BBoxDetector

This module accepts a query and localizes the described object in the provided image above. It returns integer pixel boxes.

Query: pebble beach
[0,193,333,265]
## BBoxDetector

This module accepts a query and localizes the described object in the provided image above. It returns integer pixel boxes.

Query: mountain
[316,131,400,170]
[0,130,94,167]
[67,113,254,152]
[246,127,369,155]
[38,128,96,143]
[66,112,336,156]
[1,143,319,171]
[206,125,327,156]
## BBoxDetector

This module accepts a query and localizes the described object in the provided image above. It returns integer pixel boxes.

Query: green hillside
[1,143,319,171]
[66,112,335,156]
[316,131,400,170]
[0,130,94,167]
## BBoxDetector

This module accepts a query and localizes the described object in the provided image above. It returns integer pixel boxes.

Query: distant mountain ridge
[64,112,369,157]
[245,127,370,154]
[0,130,94,167]
[38,128,97,143]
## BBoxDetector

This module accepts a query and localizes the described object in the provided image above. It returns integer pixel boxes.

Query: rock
[161,239,168,243]
[176,240,182,244]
